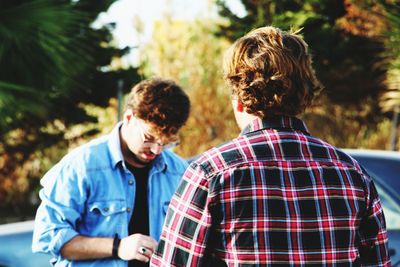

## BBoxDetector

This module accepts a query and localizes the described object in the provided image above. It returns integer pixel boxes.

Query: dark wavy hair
[125,78,190,140]
[223,26,323,117]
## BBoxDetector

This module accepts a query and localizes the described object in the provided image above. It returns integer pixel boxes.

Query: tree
[0,0,92,132]
[141,17,238,157]
[215,0,391,148]
[0,0,141,219]
[374,0,400,149]
[216,0,387,105]
[379,0,400,112]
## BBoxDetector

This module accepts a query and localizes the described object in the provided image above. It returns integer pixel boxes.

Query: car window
[375,184,400,230]
[349,154,400,230]
[354,156,400,193]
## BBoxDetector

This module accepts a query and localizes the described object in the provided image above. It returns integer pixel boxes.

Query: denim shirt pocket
[85,200,126,235]
[89,200,125,215]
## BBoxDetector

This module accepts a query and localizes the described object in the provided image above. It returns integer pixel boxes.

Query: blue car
[0,220,51,267]
[344,149,400,266]
[0,149,399,266]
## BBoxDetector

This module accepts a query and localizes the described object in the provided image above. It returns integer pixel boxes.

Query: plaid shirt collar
[240,115,311,136]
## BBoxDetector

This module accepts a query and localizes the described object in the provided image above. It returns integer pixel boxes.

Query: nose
[149,143,163,154]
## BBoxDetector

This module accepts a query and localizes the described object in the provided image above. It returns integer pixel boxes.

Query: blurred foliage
[0,0,140,132]
[302,96,392,149]
[378,0,400,112]
[0,101,118,223]
[216,0,387,106]
[215,0,396,149]
[0,0,141,219]
[138,2,395,157]
[140,17,238,157]
[1,0,400,221]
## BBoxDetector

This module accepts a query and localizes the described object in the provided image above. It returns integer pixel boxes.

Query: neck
[236,111,259,130]
[232,99,260,130]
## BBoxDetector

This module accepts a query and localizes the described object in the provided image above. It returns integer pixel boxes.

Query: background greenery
[1,0,399,222]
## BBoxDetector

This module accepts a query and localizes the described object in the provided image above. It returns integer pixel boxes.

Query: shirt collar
[107,122,167,172]
[240,116,310,136]
[151,152,168,172]
[108,122,124,168]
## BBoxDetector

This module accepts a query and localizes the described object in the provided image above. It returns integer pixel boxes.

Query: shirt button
[128,180,134,185]
[126,208,131,213]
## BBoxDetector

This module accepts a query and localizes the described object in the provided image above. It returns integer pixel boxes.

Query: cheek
[125,135,143,153]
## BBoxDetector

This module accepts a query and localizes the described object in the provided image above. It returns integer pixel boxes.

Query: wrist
[112,234,121,259]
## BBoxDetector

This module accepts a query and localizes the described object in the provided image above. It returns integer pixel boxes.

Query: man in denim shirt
[32,78,190,267]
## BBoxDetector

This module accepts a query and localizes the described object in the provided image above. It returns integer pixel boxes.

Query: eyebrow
[143,131,165,144]
[143,133,156,141]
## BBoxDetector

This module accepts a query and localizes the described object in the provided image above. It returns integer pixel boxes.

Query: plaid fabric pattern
[151,116,391,267]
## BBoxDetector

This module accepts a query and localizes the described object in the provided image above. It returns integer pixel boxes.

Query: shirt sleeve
[358,178,391,266]
[32,160,87,257]
[150,162,214,267]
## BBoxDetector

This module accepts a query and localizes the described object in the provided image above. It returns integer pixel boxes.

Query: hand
[118,234,158,262]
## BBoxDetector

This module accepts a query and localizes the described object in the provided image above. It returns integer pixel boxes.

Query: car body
[0,220,51,267]
[343,149,400,266]
[0,149,399,266]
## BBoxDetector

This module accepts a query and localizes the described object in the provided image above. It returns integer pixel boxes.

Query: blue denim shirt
[32,122,188,266]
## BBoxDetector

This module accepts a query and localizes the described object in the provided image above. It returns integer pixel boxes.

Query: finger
[119,235,153,261]
[139,237,158,252]
[138,245,155,258]
[138,246,147,255]
[135,252,150,263]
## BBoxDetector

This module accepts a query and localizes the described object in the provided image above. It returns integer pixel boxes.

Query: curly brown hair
[125,78,190,140]
[224,26,323,117]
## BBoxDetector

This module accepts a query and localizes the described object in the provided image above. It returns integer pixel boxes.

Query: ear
[126,114,132,123]
[232,98,244,113]
[124,110,133,123]
[237,100,244,112]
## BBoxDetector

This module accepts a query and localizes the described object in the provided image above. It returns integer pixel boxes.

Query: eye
[143,134,164,145]
[143,134,155,142]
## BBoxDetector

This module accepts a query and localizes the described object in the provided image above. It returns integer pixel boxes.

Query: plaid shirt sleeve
[151,163,213,267]
[358,178,391,266]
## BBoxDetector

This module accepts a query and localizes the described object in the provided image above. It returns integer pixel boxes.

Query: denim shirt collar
[151,152,168,173]
[107,122,167,172]
[240,116,310,136]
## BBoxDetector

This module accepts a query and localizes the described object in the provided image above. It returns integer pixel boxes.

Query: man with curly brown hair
[151,26,391,266]
[32,78,190,267]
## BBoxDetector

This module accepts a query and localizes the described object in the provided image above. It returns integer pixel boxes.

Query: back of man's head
[125,78,190,140]
[224,26,323,117]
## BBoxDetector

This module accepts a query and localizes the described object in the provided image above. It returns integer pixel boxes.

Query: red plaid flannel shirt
[151,116,391,267]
